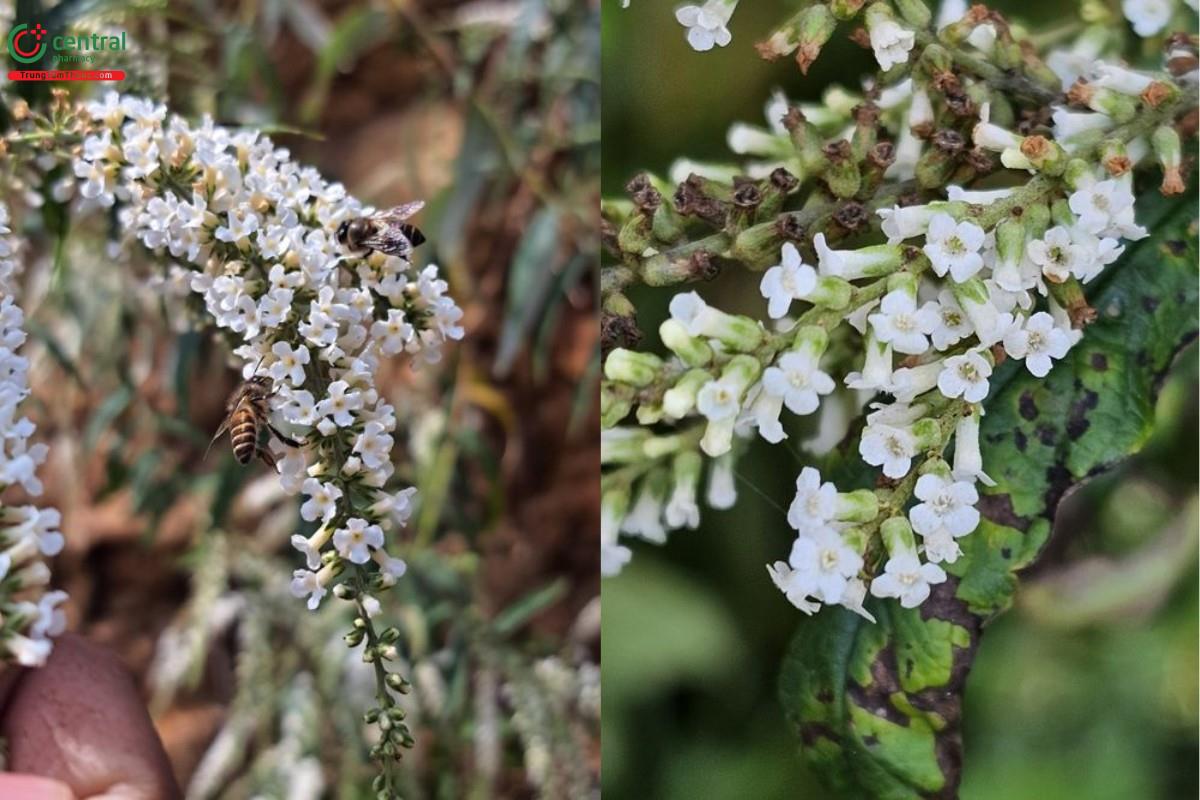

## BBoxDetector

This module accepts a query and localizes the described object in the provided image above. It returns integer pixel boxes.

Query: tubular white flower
[869,550,946,608]
[868,288,939,355]
[814,233,902,280]
[865,6,916,71]
[760,243,817,319]
[1121,0,1174,37]
[937,350,992,403]
[1003,311,1074,377]
[923,213,987,282]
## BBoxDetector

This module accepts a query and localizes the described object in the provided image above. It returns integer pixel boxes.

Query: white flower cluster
[600,28,1186,617]
[0,205,69,666]
[71,92,464,610]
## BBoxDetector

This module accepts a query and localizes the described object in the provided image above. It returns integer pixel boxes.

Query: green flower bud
[379,626,401,644]
[660,319,713,367]
[651,202,687,244]
[894,0,931,29]
[911,417,942,449]
[600,384,634,428]
[808,275,854,309]
[830,0,866,21]
[636,402,664,425]
[643,432,688,459]
[917,457,953,479]
[604,348,663,387]
[821,140,861,199]
[386,672,411,693]
[794,5,837,74]
[834,489,879,523]
[601,427,651,464]
[730,219,785,269]
[616,215,652,256]
[789,325,830,359]
[662,368,712,419]
[1062,158,1094,189]
[880,515,917,555]
[1152,125,1185,195]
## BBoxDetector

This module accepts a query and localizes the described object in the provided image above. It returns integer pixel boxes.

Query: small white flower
[937,350,992,403]
[921,528,963,564]
[1003,312,1073,377]
[787,466,838,534]
[859,423,917,479]
[1070,230,1124,284]
[868,18,916,71]
[745,385,787,444]
[877,203,941,244]
[788,528,863,604]
[622,481,667,543]
[869,290,938,355]
[290,567,328,610]
[696,378,743,422]
[353,421,394,470]
[1122,0,1174,37]
[371,309,414,355]
[318,380,363,427]
[923,213,986,282]
[767,561,820,614]
[1068,178,1136,236]
[300,477,342,522]
[269,341,310,386]
[706,455,737,510]
[762,351,835,415]
[1026,226,1086,284]
[925,291,973,351]
[333,517,385,564]
[290,525,333,570]
[759,243,817,319]
[665,476,700,530]
[869,551,947,608]
[602,540,633,576]
[910,474,980,537]
[674,1,735,52]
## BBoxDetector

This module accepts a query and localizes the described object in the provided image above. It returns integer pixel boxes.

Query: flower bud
[880,515,917,555]
[386,672,411,692]
[1152,125,1184,195]
[834,489,879,523]
[991,218,1028,293]
[894,0,931,29]
[600,384,634,428]
[602,427,651,464]
[808,275,854,309]
[730,219,785,269]
[830,0,866,20]
[821,140,861,199]
[789,325,830,360]
[603,348,663,387]
[662,368,711,419]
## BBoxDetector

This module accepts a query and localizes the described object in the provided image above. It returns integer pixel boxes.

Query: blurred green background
[601,3,1199,799]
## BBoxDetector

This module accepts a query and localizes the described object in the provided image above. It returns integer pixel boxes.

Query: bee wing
[358,224,418,257]
[368,200,425,224]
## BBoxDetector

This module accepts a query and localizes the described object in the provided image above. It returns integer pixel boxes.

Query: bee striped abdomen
[230,411,259,464]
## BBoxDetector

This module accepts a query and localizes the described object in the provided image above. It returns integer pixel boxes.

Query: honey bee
[205,374,301,469]
[335,201,427,259]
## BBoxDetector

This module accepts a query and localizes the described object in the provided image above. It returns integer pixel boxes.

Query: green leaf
[780,186,1198,798]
